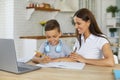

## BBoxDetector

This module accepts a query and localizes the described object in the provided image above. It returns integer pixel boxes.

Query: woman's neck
[83,31,91,40]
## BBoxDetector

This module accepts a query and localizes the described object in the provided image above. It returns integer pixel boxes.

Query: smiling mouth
[50,41,57,45]
[77,29,81,32]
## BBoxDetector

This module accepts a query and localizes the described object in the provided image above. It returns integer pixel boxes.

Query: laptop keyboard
[18,67,31,71]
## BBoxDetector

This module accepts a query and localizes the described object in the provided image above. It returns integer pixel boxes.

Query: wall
[0,0,5,37]
[116,0,120,8]
[0,0,13,38]
[116,0,120,17]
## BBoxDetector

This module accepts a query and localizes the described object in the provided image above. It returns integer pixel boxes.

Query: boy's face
[45,29,61,46]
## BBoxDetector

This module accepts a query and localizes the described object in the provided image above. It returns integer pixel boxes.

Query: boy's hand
[33,51,52,63]
[35,51,43,57]
[32,57,42,64]
[32,56,52,64]
[41,56,52,63]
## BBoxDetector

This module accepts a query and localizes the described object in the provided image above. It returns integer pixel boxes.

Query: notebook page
[36,62,85,70]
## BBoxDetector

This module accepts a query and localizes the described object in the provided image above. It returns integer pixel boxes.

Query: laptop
[0,38,41,74]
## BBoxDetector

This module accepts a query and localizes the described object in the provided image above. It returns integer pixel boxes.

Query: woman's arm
[51,57,76,62]
[70,43,115,67]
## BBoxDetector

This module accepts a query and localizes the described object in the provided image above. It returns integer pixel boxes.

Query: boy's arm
[32,51,43,63]
[32,56,52,64]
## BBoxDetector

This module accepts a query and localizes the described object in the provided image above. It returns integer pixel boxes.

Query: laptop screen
[0,39,20,73]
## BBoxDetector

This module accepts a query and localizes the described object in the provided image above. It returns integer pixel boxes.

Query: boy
[32,19,73,63]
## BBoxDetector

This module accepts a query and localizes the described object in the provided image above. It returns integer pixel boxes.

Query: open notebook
[36,62,85,70]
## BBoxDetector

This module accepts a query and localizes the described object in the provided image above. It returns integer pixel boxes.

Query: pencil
[35,50,44,57]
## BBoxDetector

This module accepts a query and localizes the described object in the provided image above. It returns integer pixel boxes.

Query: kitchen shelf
[26,7,60,11]
[26,7,60,20]
[105,12,120,57]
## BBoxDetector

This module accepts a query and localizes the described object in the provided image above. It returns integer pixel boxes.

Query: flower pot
[106,13,112,18]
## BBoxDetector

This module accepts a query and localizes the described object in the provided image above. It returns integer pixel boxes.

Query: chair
[114,55,119,64]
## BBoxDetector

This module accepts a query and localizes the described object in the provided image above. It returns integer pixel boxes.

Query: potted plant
[109,28,117,37]
[106,5,119,17]
[39,20,47,35]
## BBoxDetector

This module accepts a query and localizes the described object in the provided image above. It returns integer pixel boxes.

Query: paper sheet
[36,62,85,70]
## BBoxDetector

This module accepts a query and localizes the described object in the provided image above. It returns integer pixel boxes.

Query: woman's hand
[69,53,85,63]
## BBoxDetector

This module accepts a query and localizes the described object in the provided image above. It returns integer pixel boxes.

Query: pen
[68,47,77,57]
[73,47,77,53]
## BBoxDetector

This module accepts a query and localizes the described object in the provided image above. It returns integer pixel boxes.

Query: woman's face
[73,16,90,34]
[45,29,61,46]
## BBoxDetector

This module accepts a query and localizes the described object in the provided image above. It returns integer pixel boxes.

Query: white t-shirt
[73,34,109,59]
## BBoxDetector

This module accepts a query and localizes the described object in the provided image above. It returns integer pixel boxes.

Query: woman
[70,8,115,67]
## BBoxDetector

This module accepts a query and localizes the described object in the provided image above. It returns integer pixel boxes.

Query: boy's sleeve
[62,42,72,56]
[38,42,45,54]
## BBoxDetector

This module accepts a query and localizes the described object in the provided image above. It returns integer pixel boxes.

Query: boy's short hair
[45,19,61,33]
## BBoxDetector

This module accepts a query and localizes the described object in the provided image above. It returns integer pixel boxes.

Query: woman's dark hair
[73,8,109,47]
[45,19,61,33]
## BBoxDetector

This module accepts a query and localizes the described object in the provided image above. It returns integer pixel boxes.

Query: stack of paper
[113,69,120,80]
[36,62,85,70]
